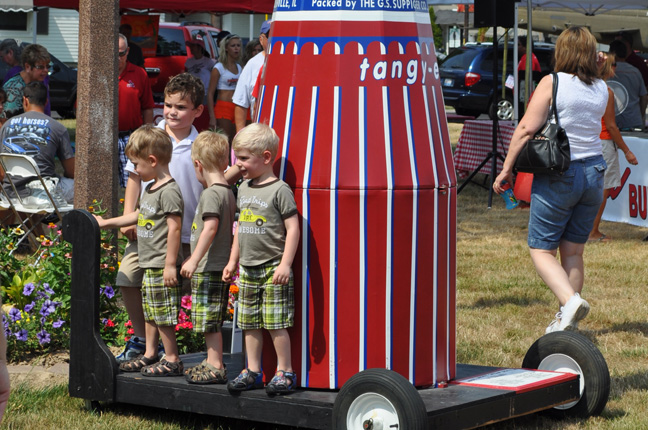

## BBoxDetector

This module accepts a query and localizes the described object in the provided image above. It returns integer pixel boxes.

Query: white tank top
[554,72,608,160]
[214,62,242,90]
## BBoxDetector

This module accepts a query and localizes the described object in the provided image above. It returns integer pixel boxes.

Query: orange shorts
[214,100,235,122]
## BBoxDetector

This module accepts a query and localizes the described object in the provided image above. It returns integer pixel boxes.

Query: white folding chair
[0,153,74,254]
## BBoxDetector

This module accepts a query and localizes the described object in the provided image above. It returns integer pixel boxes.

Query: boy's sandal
[227,368,264,392]
[186,361,228,385]
[119,354,159,372]
[141,358,184,377]
[265,370,297,394]
[184,359,207,376]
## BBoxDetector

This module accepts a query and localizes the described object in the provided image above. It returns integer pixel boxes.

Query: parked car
[144,22,223,97]
[439,42,554,120]
[48,54,77,119]
[0,44,78,119]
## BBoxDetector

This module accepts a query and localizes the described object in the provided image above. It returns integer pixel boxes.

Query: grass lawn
[6,121,648,429]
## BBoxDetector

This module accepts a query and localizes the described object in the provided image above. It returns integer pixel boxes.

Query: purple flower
[36,329,51,345]
[24,301,35,313]
[2,315,7,329]
[14,329,28,341]
[43,283,54,295]
[52,319,65,328]
[8,307,21,323]
[22,282,35,296]
[36,290,48,300]
[101,318,107,325]
[40,316,46,325]
[103,285,115,299]
[4,328,11,338]
[40,300,56,317]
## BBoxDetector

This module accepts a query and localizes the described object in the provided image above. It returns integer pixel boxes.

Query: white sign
[603,136,648,227]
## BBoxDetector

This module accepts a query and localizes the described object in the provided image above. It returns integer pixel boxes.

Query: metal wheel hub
[497,99,513,120]
[347,392,399,430]
[539,353,584,409]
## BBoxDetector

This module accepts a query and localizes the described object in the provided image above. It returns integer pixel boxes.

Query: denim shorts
[528,155,606,250]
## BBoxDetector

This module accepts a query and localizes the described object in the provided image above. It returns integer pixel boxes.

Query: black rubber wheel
[489,94,514,121]
[522,331,610,418]
[255,219,264,226]
[332,368,427,430]
[454,107,481,117]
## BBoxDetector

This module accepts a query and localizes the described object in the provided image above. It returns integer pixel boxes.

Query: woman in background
[207,34,242,143]
[588,54,638,242]
[242,38,263,66]
[494,27,609,333]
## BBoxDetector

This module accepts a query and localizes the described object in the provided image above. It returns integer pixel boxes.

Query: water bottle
[501,181,519,210]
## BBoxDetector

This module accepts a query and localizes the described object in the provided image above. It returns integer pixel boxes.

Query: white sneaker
[545,312,562,334]
[558,293,589,331]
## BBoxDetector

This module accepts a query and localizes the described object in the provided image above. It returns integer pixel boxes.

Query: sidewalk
[7,362,69,388]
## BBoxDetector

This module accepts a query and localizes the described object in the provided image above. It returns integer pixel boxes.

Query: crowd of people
[3,15,648,416]
[0,19,290,413]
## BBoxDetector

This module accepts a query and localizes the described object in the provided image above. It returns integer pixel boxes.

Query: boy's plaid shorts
[191,271,229,333]
[237,259,294,330]
[142,268,180,326]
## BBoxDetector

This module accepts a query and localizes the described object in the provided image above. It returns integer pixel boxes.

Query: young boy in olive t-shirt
[180,131,236,384]
[223,123,300,395]
[95,125,185,377]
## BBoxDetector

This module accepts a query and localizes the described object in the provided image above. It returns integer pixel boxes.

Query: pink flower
[127,328,134,334]
[105,319,115,327]
[124,320,132,327]
[181,295,192,310]
[178,310,187,323]
[182,321,193,329]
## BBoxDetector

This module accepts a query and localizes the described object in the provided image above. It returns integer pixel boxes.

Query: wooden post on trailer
[73,0,120,217]
[62,210,118,402]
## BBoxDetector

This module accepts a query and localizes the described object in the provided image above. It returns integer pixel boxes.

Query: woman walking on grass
[493,27,609,333]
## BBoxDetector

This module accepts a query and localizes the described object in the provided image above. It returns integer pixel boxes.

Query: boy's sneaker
[266,370,297,395]
[558,293,589,331]
[227,368,264,392]
[115,336,146,363]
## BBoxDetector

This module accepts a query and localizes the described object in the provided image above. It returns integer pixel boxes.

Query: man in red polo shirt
[118,33,154,188]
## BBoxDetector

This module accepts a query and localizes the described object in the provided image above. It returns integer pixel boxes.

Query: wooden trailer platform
[112,354,579,429]
[64,210,584,429]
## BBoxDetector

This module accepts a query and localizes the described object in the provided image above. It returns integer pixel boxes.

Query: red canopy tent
[32,0,275,14]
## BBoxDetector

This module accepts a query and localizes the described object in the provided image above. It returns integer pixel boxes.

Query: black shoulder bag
[514,72,570,175]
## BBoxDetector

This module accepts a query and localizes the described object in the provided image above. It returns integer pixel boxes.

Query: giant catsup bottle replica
[255,1,456,389]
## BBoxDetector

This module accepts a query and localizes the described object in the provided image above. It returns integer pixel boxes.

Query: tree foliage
[428,6,444,51]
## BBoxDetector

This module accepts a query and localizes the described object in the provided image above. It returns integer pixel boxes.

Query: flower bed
[1,203,242,361]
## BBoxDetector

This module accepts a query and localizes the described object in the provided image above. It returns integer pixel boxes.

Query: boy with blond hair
[95,125,185,376]
[180,131,236,384]
[223,123,300,394]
